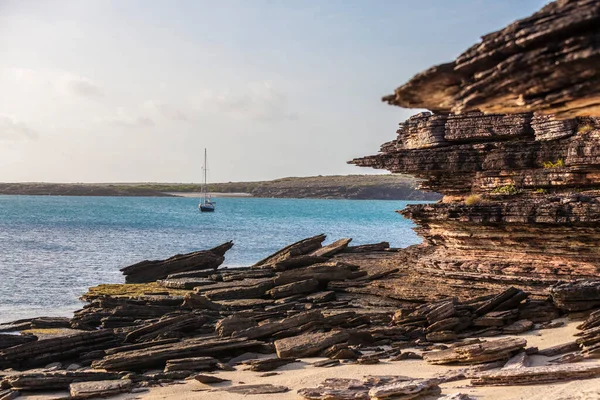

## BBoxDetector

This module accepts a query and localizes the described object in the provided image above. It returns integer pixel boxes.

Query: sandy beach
[18,319,599,400]
[110,319,599,400]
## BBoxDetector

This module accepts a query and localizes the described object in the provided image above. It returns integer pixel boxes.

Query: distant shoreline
[166,192,253,198]
[0,176,441,201]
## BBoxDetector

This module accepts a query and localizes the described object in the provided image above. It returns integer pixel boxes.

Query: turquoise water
[0,195,423,323]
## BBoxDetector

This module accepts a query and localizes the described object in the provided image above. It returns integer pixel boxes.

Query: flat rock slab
[157,278,214,289]
[69,379,132,399]
[503,320,534,334]
[92,337,264,371]
[253,234,326,268]
[121,242,232,283]
[310,238,352,258]
[0,329,117,369]
[502,352,531,370]
[313,359,340,368]
[306,291,336,303]
[275,330,350,358]
[472,363,600,385]
[195,374,231,384]
[424,337,527,365]
[0,334,37,350]
[241,357,298,372]
[551,281,600,312]
[368,378,440,399]
[298,376,415,400]
[164,356,218,372]
[2,371,123,391]
[268,279,319,299]
[223,384,290,394]
[538,342,580,357]
[233,310,324,340]
[0,389,20,400]
[274,262,360,286]
[203,280,274,301]
[438,394,476,400]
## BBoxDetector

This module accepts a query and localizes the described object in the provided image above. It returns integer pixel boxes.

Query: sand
[18,319,600,400]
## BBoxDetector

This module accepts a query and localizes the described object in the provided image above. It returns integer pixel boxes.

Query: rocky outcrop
[120,242,233,283]
[382,0,600,118]
[5,236,600,398]
[351,109,600,283]
[0,329,118,369]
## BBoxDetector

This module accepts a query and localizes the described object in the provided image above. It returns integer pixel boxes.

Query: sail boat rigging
[199,148,215,212]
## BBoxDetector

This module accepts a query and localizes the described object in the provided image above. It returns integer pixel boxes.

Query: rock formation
[381,0,600,118]
[352,110,600,284]
[120,241,233,283]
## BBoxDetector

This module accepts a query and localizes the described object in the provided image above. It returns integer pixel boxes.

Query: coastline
[4,235,600,400]
[0,176,442,201]
[166,192,253,198]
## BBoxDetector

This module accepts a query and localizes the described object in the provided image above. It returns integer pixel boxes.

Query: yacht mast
[203,148,207,202]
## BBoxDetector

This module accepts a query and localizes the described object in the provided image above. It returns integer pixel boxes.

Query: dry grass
[578,123,595,135]
[464,194,482,205]
[82,282,189,300]
[21,328,64,335]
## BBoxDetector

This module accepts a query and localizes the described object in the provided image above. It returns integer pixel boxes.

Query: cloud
[59,75,104,99]
[143,101,190,122]
[97,108,155,128]
[203,82,297,122]
[9,68,37,82]
[0,114,38,141]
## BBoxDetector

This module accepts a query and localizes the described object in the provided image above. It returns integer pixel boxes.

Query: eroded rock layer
[351,111,600,282]
[382,0,600,118]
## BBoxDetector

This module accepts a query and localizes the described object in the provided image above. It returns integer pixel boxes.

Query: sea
[0,195,424,323]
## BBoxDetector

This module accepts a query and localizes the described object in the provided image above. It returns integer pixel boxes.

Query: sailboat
[198,148,215,212]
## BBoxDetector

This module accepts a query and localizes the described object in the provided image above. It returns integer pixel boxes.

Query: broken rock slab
[268,279,319,299]
[273,262,361,286]
[310,238,352,258]
[537,342,581,357]
[92,337,264,371]
[164,356,218,372]
[367,378,441,399]
[297,376,416,400]
[0,389,20,400]
[424,337,527,365]
[2,370,123,391]
[241,357,298,372]
[222,384,290,394]
[472,363,600,385]
[252,234,326,268]
[69,379,132,399]
[194,374,231,384]
[275,330,350,358]
[232,310,324,340]
[121,241,233,283]
[0,333,37,350]
[550,280,600,312]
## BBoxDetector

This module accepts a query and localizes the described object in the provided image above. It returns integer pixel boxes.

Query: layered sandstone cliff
[382,0,600,118]
[351,0,600,285]
[352,111,600,283]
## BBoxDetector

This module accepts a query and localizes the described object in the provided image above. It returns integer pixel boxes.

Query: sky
[0,0,549,183]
